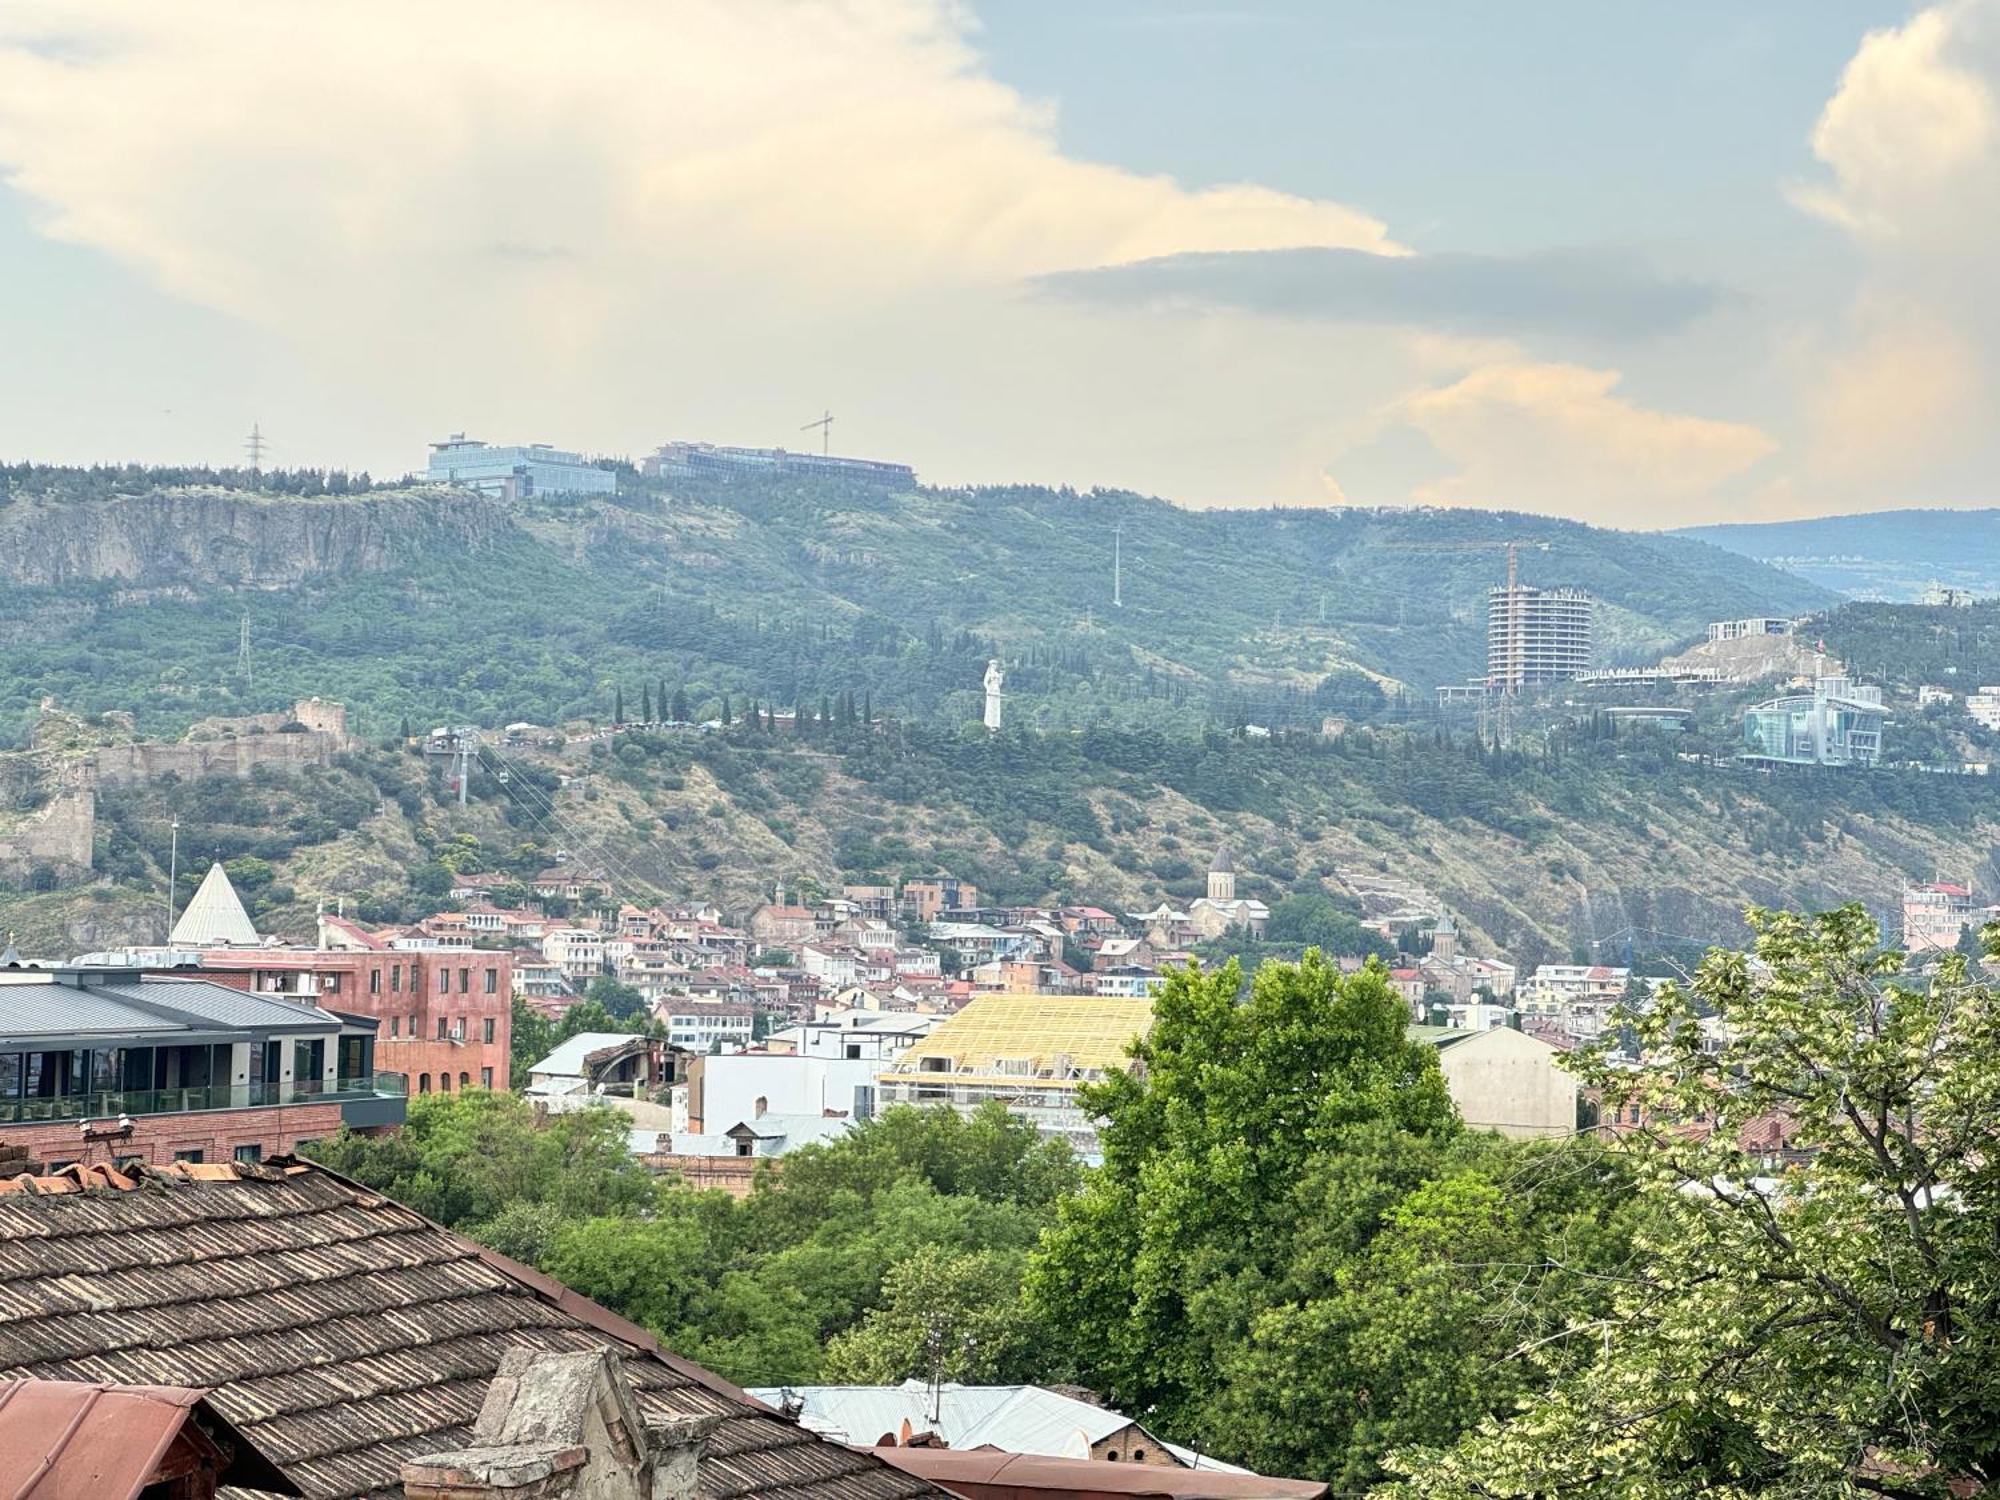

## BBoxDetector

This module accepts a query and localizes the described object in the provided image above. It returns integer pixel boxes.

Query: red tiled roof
[0,1160,942,1500]
[867,1447,1327,1500]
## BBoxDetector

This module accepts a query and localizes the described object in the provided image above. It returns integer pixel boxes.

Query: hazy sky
[2,0,1995,527]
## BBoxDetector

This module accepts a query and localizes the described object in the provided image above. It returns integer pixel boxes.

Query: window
[437,1018,449,1040]
[390,1015,401,1038]
[485,967,498,994]
[391,965,402,993]
[438,968,450,995]
[410,1013,419,1035]
[483,1018,496,1044]
[418,1073,431,1094]
[480,1067,493,1089]
[459,1072,469,1089]
[173,1149,203,1164]
[439,1073,452,1092]
[1132,1450,1146,1462]
[325,973,343,994]
[460,967,471,994]
[235,1144,263,1164]
[369,968,381,995]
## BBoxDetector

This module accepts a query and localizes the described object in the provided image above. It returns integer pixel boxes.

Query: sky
[0,0,1995,527]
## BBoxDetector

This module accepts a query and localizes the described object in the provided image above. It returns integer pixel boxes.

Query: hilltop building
[1707,617,1795,642]
[1740,676,1884,767]
[426,434,616,499]
[1487,584,1593,689]
[1921,582,1977,607]
[644,439,915,486]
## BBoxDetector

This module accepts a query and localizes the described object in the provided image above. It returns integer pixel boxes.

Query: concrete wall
[688,1053,875,1132]
[1435,1028,1577,1138]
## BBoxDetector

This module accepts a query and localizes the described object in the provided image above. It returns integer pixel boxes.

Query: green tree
[509,995,556,1084]
[1027,955,1629,1489]
[585,975,647,1022]
[613,685,624,725]
[1389,906,2000,1500]
[823,1242,1042,1384]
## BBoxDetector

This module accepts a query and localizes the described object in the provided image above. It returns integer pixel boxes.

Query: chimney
[401,1348,717,1500]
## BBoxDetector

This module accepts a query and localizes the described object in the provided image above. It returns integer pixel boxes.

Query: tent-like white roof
[169,862,261,948]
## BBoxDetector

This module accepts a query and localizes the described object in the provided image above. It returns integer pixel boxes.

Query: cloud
[0,0,1422,502]
[1790,3,2000,243]
[1036,246,1726,343]
[1385,362,1778,525]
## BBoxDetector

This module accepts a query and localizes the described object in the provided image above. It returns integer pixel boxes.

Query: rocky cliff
[0,486,516,588]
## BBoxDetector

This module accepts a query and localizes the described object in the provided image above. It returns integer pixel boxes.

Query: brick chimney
[401,1348,718,1500]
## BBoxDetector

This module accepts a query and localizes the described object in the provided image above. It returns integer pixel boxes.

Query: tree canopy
[1026,953,1636,1490]
[1387,906,2000,1500]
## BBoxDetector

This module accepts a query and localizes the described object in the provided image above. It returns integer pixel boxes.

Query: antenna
[800,409,834,457]
[237,613,252,690]
[166,816,180,939]
[1113,523,1123,608]
[244,422,267,480]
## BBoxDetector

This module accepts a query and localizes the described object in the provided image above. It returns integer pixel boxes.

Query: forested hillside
[0,462,1831,744]
[14,713,2000,972]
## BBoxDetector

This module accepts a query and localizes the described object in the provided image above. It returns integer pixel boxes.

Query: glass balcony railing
[0,1073,407,1125]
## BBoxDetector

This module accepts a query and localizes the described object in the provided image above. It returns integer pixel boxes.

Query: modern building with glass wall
[0,966,403,1169]
[426,435,616,499]
[1740,677,1884,767]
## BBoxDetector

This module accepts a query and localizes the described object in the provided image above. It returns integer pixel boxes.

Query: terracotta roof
[0,1378,300,1498]
[0,1160,941,1500]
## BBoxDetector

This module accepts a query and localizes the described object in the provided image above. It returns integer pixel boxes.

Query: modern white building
[426,435,616,499]
[654,1000,755,1053]
[1741,677,1885,767]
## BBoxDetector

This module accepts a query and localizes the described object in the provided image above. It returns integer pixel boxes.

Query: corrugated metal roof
[0,1161,944,1500]
[866,1446,1327,1500]
[0,975,343,1044]
[743,1383,1248,1471]
[529,1032,648,1078]
[170,863,262,948]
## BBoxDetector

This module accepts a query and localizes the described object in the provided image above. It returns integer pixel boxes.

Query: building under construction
[1485,583,1594,689]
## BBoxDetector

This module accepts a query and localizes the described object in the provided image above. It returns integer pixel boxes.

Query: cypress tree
[641,684,653,723]
[614,686,624,725]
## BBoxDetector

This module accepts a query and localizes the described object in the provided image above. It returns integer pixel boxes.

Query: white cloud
[1784,1,2000,505]
[0,0,1414,499]
[1389,363,1778,526]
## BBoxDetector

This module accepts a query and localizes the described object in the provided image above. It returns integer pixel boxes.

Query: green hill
[0,463,1833,742]
[1677,508,2000,600]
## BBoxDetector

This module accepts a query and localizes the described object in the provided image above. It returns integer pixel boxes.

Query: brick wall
[0,1100,346,1170]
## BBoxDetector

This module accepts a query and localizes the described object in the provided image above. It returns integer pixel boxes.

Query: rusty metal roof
[866,1447,1330,1500]
[0,1160,944,1500]
[0,1378,300,1499]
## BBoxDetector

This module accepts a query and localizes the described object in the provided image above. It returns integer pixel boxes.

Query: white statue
[983,659,1004,731]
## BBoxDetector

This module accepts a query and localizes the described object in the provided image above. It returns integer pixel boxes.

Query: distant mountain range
[1676,508,2000,601]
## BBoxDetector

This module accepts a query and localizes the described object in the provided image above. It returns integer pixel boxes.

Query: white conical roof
[171,861,261,947]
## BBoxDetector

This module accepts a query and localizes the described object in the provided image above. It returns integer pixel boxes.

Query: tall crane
[800,409,835,456]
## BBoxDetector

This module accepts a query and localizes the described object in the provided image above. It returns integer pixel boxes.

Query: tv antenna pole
[237,613,252,691]
[1113,523,1123,608]
[800,410,834,457]
[166,816,180,938]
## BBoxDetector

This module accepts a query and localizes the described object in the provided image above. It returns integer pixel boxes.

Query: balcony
[0,1073,409,1127]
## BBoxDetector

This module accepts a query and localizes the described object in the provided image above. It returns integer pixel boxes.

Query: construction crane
[800,409,834,456]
